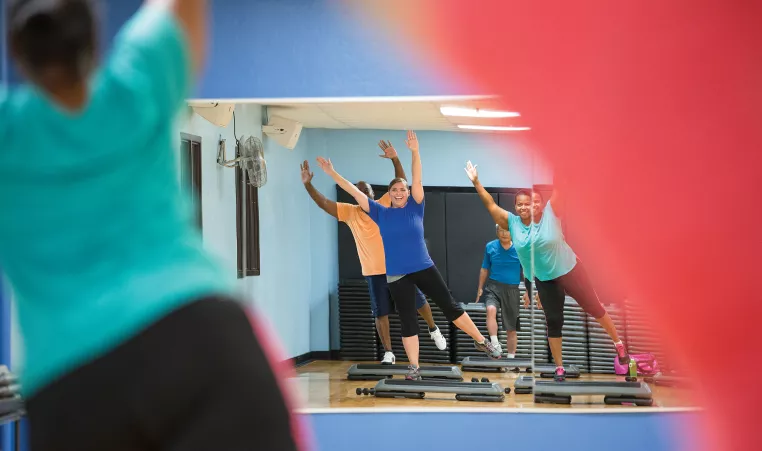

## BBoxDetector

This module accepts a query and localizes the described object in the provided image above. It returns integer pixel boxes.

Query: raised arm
[378,140,407,180]
[150,0,208,76]
[316,157,370,212]
[464,161,509,229]
[549,172,564,217]
[406,131,424,203]
[300,161,338,218]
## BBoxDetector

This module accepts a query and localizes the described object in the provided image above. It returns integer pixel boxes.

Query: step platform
[513,376,653,406]
[346,363,463,381]
[460,357,580,378]
[356,378,508,402]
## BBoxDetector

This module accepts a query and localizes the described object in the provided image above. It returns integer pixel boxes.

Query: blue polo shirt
[482,240,522,285]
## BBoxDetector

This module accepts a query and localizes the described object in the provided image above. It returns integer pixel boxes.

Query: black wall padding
[421,190,448,283]
[338,280,379,361]
[444,192,498,303]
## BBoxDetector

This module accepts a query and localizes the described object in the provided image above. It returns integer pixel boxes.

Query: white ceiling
[250,97,528,133]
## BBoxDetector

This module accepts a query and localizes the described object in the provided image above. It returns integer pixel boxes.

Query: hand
[464,160,479,183]
[536,293,543,310]
[405,130,419,152]
[315,157,335,175]
[522,292,529,309]
[300,160,314,184]
[476,287,483,302]
[378,140,398,159]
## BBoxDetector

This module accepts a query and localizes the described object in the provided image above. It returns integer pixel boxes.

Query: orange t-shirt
[336,193,392,276]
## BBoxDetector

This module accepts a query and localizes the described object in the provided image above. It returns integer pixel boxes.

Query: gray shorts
[482,280,521,332]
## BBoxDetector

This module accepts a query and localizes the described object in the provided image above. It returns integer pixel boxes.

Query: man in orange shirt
[300,141,447,364]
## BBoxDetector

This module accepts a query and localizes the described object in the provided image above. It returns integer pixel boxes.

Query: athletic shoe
[429,327,447,350]
[381,351,395,365]
[492,341,503,356]
[554,367,566,382]
[615,342,630,365]
[405,365,422,381]
[474,340,502,359]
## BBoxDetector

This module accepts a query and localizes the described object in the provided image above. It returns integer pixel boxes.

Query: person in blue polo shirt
[477,224,523,357]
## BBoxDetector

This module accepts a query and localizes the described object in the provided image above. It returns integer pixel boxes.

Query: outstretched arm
[406,131,424,203]
[150,0,208,76]
[464,161,509,229]
[549,173,564,217]
[300,161,338,218]
[378,140,407,180]
[316,157,370,212]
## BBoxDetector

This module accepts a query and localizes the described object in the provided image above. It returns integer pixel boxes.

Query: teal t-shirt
[507,201,577,282]
[0,6,234,395]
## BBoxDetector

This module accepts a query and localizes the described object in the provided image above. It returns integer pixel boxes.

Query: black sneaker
[405,365,421,381]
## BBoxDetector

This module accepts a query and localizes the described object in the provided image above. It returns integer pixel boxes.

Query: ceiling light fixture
[458,125,531,131]
[440,106,520,118]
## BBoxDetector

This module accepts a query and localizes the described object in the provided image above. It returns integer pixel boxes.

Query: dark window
[236,150,261,277]
[180,133,203,230]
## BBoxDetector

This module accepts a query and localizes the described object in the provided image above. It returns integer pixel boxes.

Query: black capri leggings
[388,265,465,337]
[534,260,606,338]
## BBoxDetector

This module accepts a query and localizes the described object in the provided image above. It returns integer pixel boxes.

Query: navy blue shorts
[366,274,427,317]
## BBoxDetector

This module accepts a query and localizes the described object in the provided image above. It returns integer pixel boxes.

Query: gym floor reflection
[288,360,697,410]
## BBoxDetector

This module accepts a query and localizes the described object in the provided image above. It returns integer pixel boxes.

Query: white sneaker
[381,351,396,365]
[491,340,503,356]
[429,327,447,350]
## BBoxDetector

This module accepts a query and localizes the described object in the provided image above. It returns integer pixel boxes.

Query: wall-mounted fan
[217,135,267,188]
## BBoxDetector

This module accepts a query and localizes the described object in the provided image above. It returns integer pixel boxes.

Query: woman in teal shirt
[465,161,629,381]
[0,1,302,449]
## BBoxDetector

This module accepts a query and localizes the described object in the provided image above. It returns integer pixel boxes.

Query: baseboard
[289,350,341,368]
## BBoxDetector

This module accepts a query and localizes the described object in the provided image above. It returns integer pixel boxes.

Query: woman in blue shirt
[465,161,629,381]
[0,1,302,449]
[318,131,501,380]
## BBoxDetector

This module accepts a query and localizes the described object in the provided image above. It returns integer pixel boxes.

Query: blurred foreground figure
[352,0,762,450]
[0,1,308,449]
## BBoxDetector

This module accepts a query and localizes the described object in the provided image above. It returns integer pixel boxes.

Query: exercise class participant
[299,142,446,365]
[318,131,500,380]
[0,1,303,449]
[465,161,629,381]
[477,224,522,357]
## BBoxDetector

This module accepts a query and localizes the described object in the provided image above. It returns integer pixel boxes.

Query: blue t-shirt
[507,201,577,281]
[0,6,234,395]
[368,198,434,276]
[481,240,522,285]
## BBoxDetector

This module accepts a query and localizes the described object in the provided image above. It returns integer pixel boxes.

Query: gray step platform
[347,364,463,381]
[359,378,507,402]
[460,356,533,372]
[513,376,653,406]
[459,357,580,378]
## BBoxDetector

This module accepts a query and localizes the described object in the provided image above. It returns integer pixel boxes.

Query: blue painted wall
[307,410,700,451]
[1,0,474,98]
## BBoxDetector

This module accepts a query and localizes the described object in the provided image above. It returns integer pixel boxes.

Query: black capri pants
[388,265,465,337]
[534,260,606,338]
[26,296,306,451]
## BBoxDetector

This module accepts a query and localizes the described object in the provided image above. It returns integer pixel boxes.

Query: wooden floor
[291,360,698,410]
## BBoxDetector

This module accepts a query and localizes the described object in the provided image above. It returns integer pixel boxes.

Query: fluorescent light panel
[440,106,520,118]
[458,125,531,131]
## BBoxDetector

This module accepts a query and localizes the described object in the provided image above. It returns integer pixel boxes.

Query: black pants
[534,261,606,338]
[388,265,465,337]
[26,296,305,451]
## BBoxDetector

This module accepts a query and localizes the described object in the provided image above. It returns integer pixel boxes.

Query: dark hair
[9,0,97,82]
[388,177,408,192]
[515,189,543,202]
